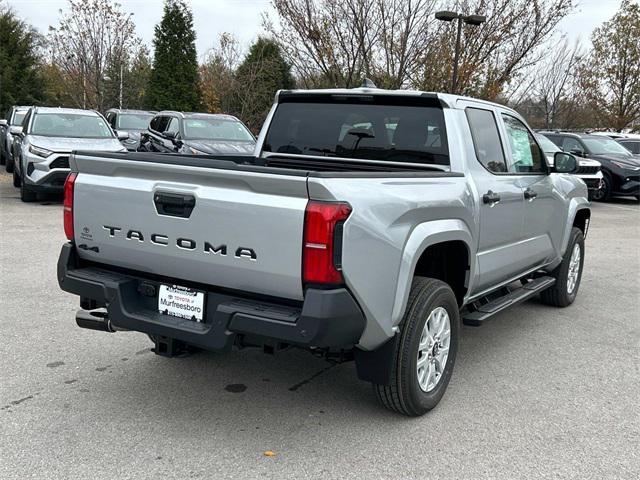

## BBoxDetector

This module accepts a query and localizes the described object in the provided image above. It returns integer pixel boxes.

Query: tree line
[1,0,638,133]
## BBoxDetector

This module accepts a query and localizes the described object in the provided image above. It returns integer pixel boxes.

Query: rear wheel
[373,277,459,416]
[540,227,584,307]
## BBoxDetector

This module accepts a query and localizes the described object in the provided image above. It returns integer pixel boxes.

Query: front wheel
[591,175,611,202]
[5,155,14,173]
[12,167,20,187]
[373,277,459,416]
[20,171,37,202]
[541,227,585,307]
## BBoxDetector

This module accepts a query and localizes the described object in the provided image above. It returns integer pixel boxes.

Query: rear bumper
[57,243,366,351]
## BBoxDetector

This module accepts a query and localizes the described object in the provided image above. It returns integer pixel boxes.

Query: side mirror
[164,130,177,140]
[0,119,7,127]
[554,152,578,173]
[9,126,23,136]
[116,130,130,140]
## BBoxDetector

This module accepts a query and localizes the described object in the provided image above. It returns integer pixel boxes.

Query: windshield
[263,100,449,165]
[583,137,632,156]
[183,118,254,141]
[118,113,153,130]
[31,113,114,138]
[535,134,560,153]
[12,112,27,125]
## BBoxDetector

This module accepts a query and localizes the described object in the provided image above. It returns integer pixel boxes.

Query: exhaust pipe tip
[75,309,116,333]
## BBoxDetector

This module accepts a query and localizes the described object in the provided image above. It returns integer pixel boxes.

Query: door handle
[482,190,501,206]
[524,188,538,201]
[154,192,196,218]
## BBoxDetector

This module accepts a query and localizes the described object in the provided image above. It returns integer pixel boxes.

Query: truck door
[463,106,526,294]
[498,113,565,267]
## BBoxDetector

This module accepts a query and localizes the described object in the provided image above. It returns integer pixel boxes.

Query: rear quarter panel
[308,174,476,350]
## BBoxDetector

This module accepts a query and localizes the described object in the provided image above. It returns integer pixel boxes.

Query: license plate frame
[157,284,205,322]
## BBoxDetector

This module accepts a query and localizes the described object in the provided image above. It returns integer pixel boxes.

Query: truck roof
[275,87,519,116]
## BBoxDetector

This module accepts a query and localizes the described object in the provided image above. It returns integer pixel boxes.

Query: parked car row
[3,104,638,203]
[538,131,640,201]
[1,106,257,202]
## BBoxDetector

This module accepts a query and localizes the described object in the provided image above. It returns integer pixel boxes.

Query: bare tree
[200,33,243,113]
[579,0,640,132]
[532,39,582,129]
[265,0,437,88]
[48,0,141,111]
[418,0,575,99]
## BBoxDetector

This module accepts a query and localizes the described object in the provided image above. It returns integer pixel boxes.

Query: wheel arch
[561,200,590,256]
[391,219,474,327]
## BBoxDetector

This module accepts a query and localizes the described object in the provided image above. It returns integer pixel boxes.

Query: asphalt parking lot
[0,171,638,480]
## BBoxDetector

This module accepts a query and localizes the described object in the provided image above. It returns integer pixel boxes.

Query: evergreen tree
[146,0,200,111]
[233,37,295,130]
[0,6,44,113]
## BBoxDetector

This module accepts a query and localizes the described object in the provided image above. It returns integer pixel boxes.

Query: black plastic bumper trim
[57,243,365,350]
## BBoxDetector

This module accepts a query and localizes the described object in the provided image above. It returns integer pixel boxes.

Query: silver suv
[12,107,126,202]
[0,106,30,172]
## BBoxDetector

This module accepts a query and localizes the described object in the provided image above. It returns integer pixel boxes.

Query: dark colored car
[138,111,255,155]
[540,131,640,201]
[105,109,155,151]
[618,138,640,155]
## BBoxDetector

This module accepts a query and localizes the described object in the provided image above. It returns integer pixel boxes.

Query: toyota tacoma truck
[57,87,590,416]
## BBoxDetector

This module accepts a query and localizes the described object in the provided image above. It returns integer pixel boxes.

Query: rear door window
[263,96,449,166]
[465,108,507,173]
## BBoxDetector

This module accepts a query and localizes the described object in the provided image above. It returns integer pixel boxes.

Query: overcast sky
[6,0,623,60]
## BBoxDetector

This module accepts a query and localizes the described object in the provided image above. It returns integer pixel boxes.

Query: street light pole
[435,11,487,94]
[119,61,123,109]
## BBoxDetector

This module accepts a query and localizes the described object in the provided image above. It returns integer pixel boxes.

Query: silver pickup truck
[58,88,590,416]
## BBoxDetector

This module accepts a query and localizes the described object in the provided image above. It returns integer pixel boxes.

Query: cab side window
[466,107,507,173]
[150,116,169,133]
[501,114,545,173]
[165,117,180,136]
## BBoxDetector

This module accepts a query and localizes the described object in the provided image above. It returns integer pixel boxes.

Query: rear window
[263,97,449,165]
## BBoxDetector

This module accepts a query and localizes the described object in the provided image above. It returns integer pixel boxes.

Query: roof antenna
[361,78,377,88]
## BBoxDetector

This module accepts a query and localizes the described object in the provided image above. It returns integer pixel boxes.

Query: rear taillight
[63,172,77,241]
[303,200,352,286]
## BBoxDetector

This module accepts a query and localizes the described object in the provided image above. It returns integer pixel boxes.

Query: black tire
[12,167,20,188]
[20,172,37,202]
[0,148,5,166]
[540,227,585,307]
[591,174,611,202]
[373,277,459,416]
[5,155,14,173]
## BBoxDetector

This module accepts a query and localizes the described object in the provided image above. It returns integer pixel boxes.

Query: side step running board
[463,276,555,326]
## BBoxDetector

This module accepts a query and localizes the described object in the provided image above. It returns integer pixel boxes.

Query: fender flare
[390,219,475,326]
[562,198,590,255]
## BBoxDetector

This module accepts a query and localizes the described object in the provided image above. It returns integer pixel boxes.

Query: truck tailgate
[70,153,308,300]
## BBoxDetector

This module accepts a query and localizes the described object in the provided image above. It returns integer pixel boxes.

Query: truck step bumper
[58,243,366,351]
[463,276,556,326]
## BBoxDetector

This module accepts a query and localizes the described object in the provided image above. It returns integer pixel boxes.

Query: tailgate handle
[154,192,196,218]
